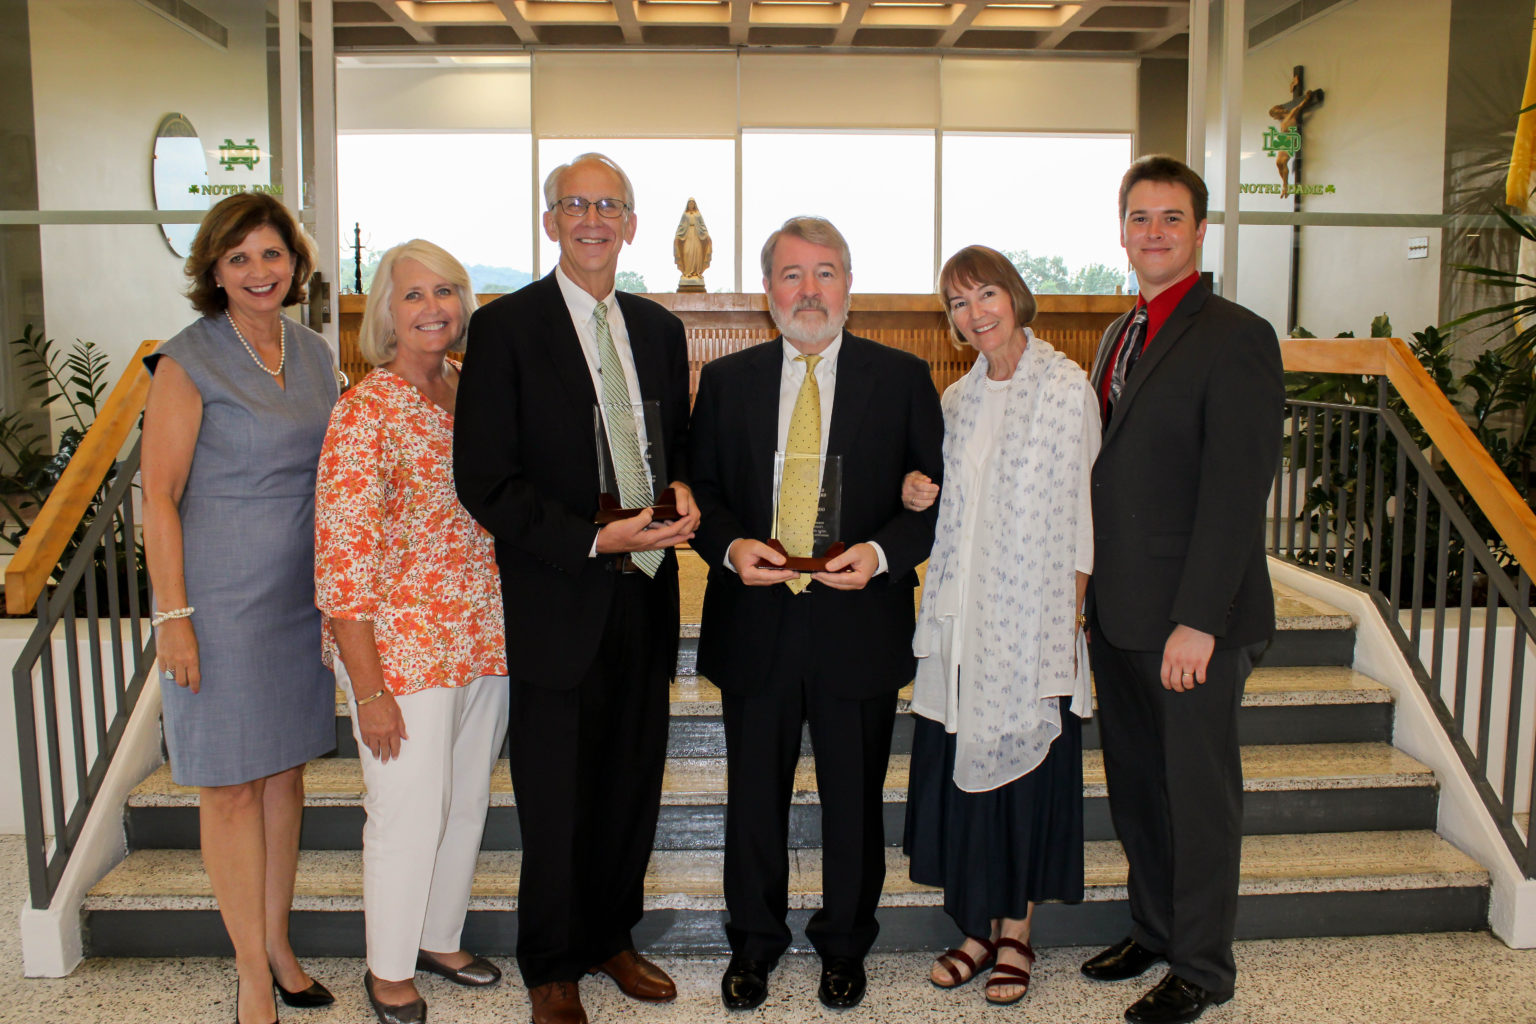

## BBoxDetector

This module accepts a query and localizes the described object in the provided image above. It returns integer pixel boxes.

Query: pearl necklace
[226,311,286,377]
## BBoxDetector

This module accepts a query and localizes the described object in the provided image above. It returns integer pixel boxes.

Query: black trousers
[1088,619,1260,996]
[720,596,899,963]
[505,572,674,988]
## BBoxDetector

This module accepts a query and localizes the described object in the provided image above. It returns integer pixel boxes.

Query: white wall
[1234,0,1450,335]
[29,0,273,388]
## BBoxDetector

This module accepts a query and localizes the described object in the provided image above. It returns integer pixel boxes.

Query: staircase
[81,555,1490,957]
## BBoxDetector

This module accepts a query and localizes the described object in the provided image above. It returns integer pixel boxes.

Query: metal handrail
[11,441,156,909]
[1274,369,1536,877]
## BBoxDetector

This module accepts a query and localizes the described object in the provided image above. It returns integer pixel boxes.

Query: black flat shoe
[364,970,427,1024]
[415,950,502,987]
[818,956,867,1010]
[275,976,335,1008]
[1082,936,1166,982]
[1125,971,1232,1024]
[721,955,774,1010]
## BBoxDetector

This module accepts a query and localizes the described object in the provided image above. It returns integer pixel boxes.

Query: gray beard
[768,296,851,349]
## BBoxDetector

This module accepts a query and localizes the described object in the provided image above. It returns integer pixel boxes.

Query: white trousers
[345,673,510,981]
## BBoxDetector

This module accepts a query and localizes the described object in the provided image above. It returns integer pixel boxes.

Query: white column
[1220,0,1244,300]
[277,0,301,215]
[1185,0,1209,172]
[310,0,339,349]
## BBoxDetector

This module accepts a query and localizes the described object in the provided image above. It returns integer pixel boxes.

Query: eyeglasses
[551,196,630,219]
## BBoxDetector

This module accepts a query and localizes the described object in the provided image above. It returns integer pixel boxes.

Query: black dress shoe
[415,950,502,987]
[1125,971,1232,1024]
[1081,936,1166,982]
[274,975,335,1008]
[720,956,773,1010]
[817,956,867,1010]
[364,971,427,1024]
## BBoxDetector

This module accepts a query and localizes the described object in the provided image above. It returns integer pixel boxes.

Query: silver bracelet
[151,607,194,627]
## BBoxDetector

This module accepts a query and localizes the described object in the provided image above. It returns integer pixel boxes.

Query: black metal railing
[12,440,156,909]
[1273,385,1536,876]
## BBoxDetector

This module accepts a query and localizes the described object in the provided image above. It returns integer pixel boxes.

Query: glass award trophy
[759,452,845,571]
[594,400,678,524]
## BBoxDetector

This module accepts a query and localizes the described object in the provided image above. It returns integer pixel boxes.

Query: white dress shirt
[555,266,650,557]
[726,332,888,575]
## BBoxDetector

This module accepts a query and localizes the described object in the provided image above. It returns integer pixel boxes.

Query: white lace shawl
[910,333,1093,792]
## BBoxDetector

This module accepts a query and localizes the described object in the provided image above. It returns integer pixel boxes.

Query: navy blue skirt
[903,697,1085,939]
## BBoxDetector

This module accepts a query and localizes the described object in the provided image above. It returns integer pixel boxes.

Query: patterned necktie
[595,301,661,578]
[780,354,822,594]
[1108,305,1149,417]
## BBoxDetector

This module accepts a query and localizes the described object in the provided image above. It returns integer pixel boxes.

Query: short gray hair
[358,239,477,367]
[760,216,852,281]
[542,152,636,211]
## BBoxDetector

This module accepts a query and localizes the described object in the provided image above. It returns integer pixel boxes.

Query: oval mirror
[152,112,210,258]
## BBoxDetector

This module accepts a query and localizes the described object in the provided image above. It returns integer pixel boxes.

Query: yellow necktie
[781,354,822,594]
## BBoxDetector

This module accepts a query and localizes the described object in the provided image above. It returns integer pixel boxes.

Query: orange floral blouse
[314,365,507,695]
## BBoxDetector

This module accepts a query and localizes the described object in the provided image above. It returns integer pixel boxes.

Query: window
[742,131,936,293]
[537,138,737,293]
[940,133,1131,294]
[337,133,534,294]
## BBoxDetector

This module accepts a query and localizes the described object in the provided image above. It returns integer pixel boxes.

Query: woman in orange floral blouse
[314,239,508,1024]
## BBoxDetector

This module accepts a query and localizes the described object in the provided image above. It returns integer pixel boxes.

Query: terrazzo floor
[5,838,1536,1023]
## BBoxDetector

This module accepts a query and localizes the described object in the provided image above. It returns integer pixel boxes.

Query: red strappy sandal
[930,937,998,989]
[984,936,1036,1005]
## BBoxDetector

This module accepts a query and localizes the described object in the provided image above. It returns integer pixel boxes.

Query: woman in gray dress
[143,192,339,1024]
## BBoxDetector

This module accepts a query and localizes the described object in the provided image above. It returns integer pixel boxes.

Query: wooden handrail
[1281,336,1536,583]
[5,339,159,615]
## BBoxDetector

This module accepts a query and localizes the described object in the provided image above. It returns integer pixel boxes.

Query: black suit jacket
[689,333,944,699]
[1087,281,1284,652]
[453,271,690,687]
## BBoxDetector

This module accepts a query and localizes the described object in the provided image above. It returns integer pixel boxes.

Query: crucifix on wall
[1267,65,1326,331]
[1267,65,1325,192]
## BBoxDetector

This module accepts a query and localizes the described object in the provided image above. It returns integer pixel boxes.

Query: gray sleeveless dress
[145,314,338,786]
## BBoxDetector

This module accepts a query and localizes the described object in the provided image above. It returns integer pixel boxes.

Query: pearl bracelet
[151,607,194,627]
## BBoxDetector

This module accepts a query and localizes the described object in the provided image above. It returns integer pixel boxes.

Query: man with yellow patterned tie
[689,216,945,1012]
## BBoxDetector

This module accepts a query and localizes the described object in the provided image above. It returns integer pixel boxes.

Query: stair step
[81,830,1489,956]
[129,741,1429,807]
[125,742,1437,851]
[331,665,1389,759]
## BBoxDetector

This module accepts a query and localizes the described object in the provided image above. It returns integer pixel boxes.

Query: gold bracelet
[1076,612,1088,628]
[355,688,389,707]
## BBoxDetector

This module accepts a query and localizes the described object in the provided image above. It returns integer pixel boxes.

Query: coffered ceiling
[330,0,1190,56]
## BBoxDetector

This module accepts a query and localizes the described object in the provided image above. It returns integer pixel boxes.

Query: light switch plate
[1408,236,1430,260]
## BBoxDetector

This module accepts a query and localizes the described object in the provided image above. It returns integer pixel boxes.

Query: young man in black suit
[453,153,698,1024]
[1079,157,1285,1024]
[689,216,944,1012]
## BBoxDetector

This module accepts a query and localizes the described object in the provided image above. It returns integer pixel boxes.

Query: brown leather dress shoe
[528,981,587,1024]
[588,949,677,1002]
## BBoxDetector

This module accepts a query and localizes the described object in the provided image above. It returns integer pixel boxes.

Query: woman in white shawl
[901,245,1100,1007]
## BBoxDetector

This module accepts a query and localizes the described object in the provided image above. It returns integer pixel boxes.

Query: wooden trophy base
[595,487,680,525]
[755,539,848,572]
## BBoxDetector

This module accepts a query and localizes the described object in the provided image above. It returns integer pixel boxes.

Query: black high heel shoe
[275,974,336,1008]
[234,979,279,1024]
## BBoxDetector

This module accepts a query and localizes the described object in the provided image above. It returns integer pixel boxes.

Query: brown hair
[1117,155,1209,224]
[184,192,315,315]
[937,245,1037,350]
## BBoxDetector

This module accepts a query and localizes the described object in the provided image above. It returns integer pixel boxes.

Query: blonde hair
[358,240,477,366]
